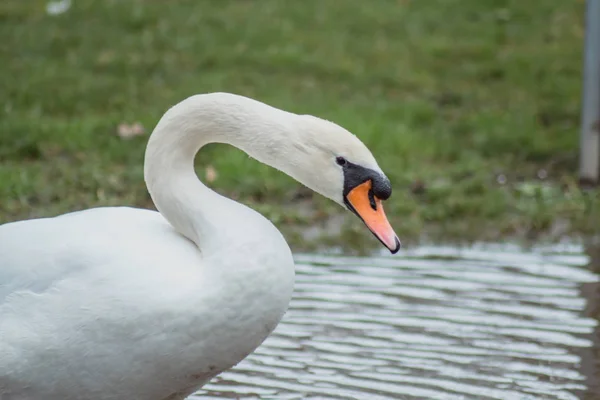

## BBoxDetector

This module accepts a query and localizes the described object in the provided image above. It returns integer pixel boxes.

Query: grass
[1,0,599,252]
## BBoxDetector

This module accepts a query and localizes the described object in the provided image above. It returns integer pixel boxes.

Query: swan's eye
[336,156,347,166]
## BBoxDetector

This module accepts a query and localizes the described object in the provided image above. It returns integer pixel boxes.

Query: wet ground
[194,242,600,399]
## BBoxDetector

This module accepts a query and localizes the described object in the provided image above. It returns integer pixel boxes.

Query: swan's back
[0,207,194,302]
[0,208,210,399]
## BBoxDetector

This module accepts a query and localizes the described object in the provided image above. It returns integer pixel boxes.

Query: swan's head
[286,114,401,254]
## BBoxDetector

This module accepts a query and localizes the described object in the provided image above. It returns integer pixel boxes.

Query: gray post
[580,0,600,185]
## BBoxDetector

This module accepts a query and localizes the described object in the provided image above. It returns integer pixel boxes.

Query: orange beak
[345,180,401,254]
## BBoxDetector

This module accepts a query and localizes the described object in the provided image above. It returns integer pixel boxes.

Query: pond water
[194,243,600,400]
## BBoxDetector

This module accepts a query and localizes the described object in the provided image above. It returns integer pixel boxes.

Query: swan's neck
[143,93,300,251]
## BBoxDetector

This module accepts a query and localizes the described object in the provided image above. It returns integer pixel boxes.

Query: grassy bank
[1,0,598,252]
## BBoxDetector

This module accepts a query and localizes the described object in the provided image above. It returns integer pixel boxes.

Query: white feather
[0,93,381,400]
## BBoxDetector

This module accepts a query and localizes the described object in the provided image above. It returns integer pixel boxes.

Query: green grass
[1,0,598,252]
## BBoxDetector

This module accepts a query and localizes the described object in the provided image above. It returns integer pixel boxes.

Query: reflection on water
[194,243,599,400]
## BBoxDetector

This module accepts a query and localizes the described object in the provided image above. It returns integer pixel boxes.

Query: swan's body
[0,93,398,400]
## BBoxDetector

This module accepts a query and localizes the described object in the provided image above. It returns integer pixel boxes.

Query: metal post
[580,0,600,185]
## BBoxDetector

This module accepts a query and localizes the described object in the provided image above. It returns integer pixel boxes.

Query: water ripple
[195,244,597,399]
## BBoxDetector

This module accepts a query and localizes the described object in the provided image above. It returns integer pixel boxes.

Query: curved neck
[143,93,300,251]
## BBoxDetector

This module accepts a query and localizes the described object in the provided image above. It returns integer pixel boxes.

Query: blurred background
[1,0,599,252]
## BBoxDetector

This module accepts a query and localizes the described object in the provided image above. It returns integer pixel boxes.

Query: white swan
[0,93,399,400]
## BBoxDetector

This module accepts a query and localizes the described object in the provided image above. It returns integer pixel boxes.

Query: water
[194,243,599,399]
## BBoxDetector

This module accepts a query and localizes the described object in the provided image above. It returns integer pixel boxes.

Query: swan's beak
[345,180,401,254]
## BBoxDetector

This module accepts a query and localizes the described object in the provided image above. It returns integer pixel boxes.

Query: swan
[0,92,400,400]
